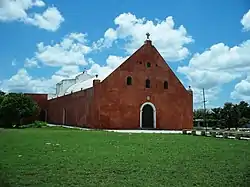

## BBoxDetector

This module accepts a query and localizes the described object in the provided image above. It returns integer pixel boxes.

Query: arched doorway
[140,102,156,129]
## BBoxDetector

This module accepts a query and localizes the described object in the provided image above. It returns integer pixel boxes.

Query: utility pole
[202,88,208,132]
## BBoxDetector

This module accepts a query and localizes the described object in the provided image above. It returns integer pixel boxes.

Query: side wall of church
[92,42,193,130]
[46,88,96,127]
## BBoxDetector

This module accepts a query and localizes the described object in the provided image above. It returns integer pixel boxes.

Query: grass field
[0,127,250,187]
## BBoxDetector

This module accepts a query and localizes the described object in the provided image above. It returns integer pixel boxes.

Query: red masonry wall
[92,40,193,130]
[43,39,193,130]
[46,88,96,127]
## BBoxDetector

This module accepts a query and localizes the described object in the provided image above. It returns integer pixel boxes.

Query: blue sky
[0,0,250,108]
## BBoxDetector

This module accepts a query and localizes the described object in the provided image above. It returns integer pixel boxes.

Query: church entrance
[140,102,156,129]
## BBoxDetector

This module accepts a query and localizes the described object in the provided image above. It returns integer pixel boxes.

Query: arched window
[164,81,168,89]
[146,62,151,68]
[127,76,132,85]
[146,79,150,88]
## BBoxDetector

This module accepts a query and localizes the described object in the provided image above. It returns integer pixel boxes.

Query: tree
[194,109,212,119]
[0,93,39,128]
[210,107,224,128]
[238,117,250,127]
[194,101,250,129]
[220,102,235,129]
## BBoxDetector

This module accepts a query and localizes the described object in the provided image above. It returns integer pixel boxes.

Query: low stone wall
[183,129,250,140]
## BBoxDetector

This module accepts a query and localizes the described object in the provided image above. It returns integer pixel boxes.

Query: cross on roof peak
[146,32,150,40]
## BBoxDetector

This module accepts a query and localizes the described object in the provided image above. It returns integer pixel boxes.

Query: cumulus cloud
[0,55,128,94]
[177,40,250,103]
[177,10,250,104]
[24,7,64,32]
[87,55,129,80]
[0,68,56,93]
[54,65,81,78]
[33,33,92,67]
[231,75,250,101]
[241,9,250,31]
[93,13,194,62]
[0,0,64,31]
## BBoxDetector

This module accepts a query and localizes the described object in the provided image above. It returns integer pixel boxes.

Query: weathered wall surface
[46,88,95,127]
[93,40,193,130]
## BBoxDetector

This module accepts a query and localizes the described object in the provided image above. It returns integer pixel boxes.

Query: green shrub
[0,93,39,128]
[201,130,206,136]
[191,130,196,136]
[34,121,47,128]
[182,130,187,135]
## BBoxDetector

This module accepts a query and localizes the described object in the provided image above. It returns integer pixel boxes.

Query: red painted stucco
[28,40,193,130]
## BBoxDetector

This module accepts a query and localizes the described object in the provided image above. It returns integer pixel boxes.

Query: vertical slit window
[164,81,168,89]
[146,79,150,88]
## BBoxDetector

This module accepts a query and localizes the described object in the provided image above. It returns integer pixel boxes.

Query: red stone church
[28,35,193,130]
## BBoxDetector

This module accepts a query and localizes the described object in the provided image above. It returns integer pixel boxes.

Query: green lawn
[0,128,250,187]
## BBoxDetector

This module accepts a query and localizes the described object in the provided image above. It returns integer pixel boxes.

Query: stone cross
[146,32,150,40]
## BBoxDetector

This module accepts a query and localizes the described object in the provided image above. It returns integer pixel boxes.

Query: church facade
[28,36,193,130]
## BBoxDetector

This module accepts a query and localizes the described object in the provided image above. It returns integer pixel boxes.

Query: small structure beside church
[28,34,193,130]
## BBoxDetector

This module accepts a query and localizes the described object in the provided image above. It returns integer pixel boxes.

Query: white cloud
[87,55,129,80]
[34,33,92,67]
[0,68,56,93]
[0,55,128,94]
[177,40,250,103]
[191,87,220,106]
[55,65,80,77]
[179,10,250,104]
[93,13,193,61]
[231,75,250,101]
[25,7,64,32]
[241,9,250,31]
[0,0,64,31]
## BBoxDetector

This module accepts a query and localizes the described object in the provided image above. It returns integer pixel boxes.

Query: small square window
[146,62,151,68]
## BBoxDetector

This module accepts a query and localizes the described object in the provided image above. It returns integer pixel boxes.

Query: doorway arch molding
[139,102,156,129]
